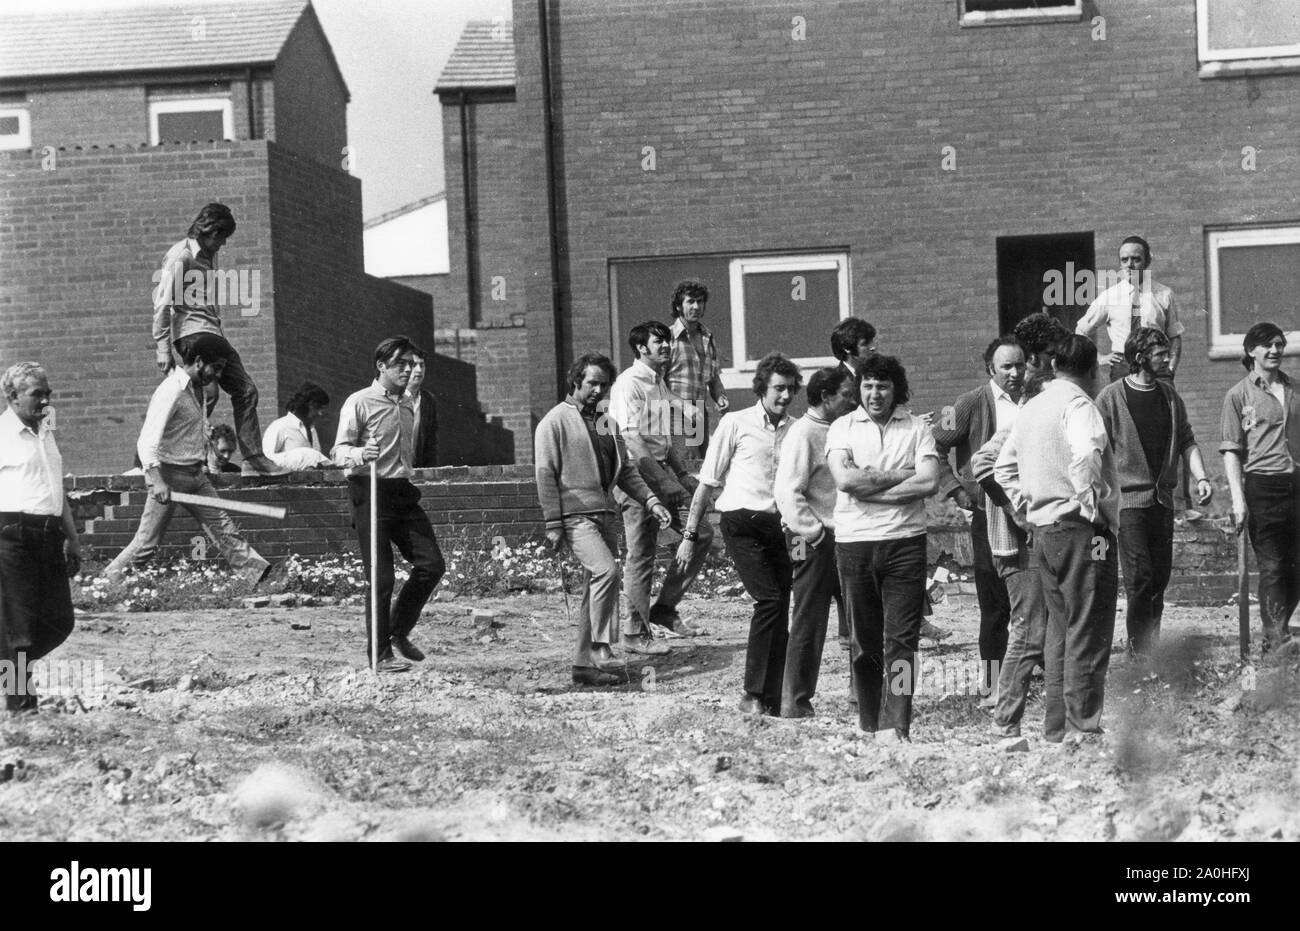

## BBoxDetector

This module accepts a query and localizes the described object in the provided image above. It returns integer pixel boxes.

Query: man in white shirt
[0,362,81,712]
[826,355,940,742]
[995,334,1120,743]
[774,365,857,718]
[1075,236,1183,382]
[105,334,270,585]
[676,353,802,715]
[262,382,334,472]
[608,321,712,654]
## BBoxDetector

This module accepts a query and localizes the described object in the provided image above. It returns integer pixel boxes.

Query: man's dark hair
[566,353,617,393]
[176,333,230,366]
[1013,312,1070,361]
[373,335,418,368]
[806,365,853,408]
[287,382,330,418]
[671,280,709,318]
[627,321,672,358]
[1241,321,1287,370]
[210,423,237,446]
[752,352,802,397]
[856,354,911,407]
[830,317,877,362]
[983,336,1021,372]
[187,203,236,239]
[1120,235,1151,266]
[1124,327,1170,369]
[1052,334,1099,379]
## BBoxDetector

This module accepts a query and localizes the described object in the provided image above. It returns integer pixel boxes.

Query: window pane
[741,269,840,362]
[0,116,19,136]
[610,257,732,368]
[1218,242,1300,335]
[966,0,1075,10]
[156,109,225,142]
[1205,0,1300,51]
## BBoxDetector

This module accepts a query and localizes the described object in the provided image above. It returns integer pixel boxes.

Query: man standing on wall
[152,203,276,473]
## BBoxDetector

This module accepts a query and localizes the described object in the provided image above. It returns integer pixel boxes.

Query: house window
[607,251,852,388]
[1198,0,1300,77]
[959,0,1082,28]
[1206,226,1300,360]
[0,107,31,151]
[149,98,232,144]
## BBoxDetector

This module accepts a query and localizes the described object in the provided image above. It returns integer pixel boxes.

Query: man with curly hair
[665,280,729,463]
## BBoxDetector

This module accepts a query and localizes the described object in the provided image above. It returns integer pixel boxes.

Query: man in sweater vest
[536,354,672,687]
[932,337,1025,697]
[994,334,1120,743]
[1095,328,1213,657]
[774,365,859,717]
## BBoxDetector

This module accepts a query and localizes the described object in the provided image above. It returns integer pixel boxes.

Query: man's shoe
[572,666,622,687]
[780,704,814,719]
[590,644,623,671]
[919,620,951,641]
[738,693,766,715]
[374,655,412,674]
[621,633,670,656]
[875,728,909,745]
[991,722,1020,739]
[244,454,281,475]
[392,635,425,662]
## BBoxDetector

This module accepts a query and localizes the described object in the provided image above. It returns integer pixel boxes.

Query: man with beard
[535,353,671,687]
[105,334,270,583]
[676,353,802,716]
[932,337,1026,695]
[1096,328,1213,657]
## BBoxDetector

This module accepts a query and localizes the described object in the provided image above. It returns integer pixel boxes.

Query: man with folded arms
[536,353,671,687]
[1096,328,1212,657]
[995,334,1120,743]
[774,365,857,718]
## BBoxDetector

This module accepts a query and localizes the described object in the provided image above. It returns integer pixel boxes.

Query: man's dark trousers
[1118,504,1175,656]
[1244,470,1300,645]
[0,515,75,710]
[781,528,844,716]
[720,510,792,711]
[348,477,446,660]
[1035,520,1118,741]
[837,534,926,736]
[970,507,1011,691]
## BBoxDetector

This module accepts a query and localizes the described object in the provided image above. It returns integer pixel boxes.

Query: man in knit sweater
[774,365,858,717]
[1095,328,1213,657]
[994,334,1120,743]
[536,354,672,687]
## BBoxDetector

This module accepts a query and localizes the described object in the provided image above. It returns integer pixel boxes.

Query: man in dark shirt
[1096,328,1212,656]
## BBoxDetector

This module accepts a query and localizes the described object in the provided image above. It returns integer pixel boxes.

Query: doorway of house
[996,232,1095,335]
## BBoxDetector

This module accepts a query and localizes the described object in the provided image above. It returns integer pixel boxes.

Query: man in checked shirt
[666,281,729,464]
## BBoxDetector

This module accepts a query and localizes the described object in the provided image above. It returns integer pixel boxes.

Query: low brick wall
[68,468,1240,604]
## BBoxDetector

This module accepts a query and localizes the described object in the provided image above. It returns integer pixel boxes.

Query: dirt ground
[2,588,1298,842]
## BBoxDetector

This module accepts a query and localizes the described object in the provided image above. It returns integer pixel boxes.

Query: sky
[14,0,513,219]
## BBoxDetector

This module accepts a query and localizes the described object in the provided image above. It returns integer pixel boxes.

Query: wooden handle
[169,490,287,520]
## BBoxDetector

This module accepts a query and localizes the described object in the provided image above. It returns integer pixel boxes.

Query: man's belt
[0,512,63,532]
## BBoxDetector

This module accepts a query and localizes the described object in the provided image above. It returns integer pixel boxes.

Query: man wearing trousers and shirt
[333,336,446,673]
[827,355,940,742]
[676,353,801,716]
[105,334,269,584]
[995,334,1120,743]
[774,365,857,718]
[535,353,671,687]
[0,363,81,712]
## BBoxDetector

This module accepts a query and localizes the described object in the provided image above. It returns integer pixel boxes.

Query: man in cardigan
[995,334,1120,743]
[932,337,1025,692]
[1095,328,1213,657]
[535,354,671,686]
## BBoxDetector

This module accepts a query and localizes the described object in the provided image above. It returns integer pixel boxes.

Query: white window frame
[1197,0,1300,78]
[1206,226,1300,360]
[0,107,31,150]
[959,0,1082,29]
[721,253,852,390]
[148,97,233,144]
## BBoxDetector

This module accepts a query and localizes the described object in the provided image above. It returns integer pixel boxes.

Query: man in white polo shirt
[676,353,802,715]
[826,355,940,742]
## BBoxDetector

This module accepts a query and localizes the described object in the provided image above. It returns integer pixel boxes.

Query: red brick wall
[511,0,1300,478]
[473,322,532,464]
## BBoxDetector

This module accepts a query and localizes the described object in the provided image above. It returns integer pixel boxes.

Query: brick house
[498,0,1300,472]
[0,0,433,473]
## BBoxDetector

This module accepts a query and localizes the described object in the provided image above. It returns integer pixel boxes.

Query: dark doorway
[996,232,1095,335]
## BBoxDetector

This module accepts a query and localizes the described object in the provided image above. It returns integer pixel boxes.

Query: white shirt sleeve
[1063,396,1108,525]
[696,413,736,489]
[993,423,1024,517]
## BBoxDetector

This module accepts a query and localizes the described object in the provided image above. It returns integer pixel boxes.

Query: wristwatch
[681,528,699,542]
